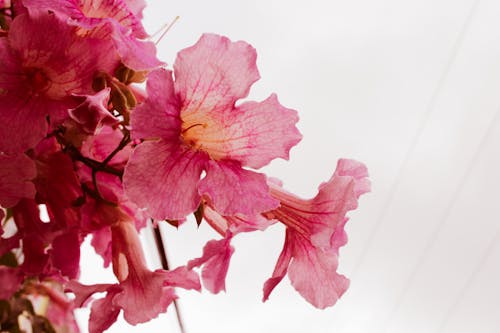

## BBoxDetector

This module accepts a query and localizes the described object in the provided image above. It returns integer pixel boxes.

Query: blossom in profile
[262,159,370,308]
[67,220,200,333]
[124,33,302,220]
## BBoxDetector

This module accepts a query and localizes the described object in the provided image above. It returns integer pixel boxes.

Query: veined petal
[269,159,370,248]
[288,232,350,309]
[123,140,207,220]
[262,231,293,303]
[223,94,302,168]
[174,33,260,116]
[187,236,234,294]
[199,159,279,216]
[130,69,180,141]
[88,286,121,333]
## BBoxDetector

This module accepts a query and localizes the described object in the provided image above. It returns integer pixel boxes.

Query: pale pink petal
[109,221,201,325]
[116,267,200,325]
[0,266,24,299]
[174,33,260,115]
[187,236,234,294]
[198,159,278,216]
[263,159,369,308]
[88,286,121,333]
[65,280,113,308]
[262,231,293,302]
[218,94,302,168]
[0,153,36,207]
[268,158,370,248]
[335,158,371,197]
[288,232,350,309]
[203,204,276,236]
[123,141,207,220]
[110,27,162,71]
[69,88,118,134]
[90,227,112,267]
[130,69,180,141]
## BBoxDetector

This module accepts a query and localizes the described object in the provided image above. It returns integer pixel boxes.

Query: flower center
[24,67,51,94]
[180,112,227,160]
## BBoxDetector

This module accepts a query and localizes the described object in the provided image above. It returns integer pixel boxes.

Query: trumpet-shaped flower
[0,11,118,153]
[124,33,302,220]
[263,159,370,309]
[67,220,200,333]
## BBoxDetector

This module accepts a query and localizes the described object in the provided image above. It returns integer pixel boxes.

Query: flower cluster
[0,1,370,332]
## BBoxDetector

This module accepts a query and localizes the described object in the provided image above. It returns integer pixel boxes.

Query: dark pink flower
[262,159,370,309]
[0,11,118,153]
[124,34,302,220]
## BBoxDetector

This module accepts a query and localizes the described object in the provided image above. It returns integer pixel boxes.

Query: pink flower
[23,0,162,71]
[124,33,302,220]
[67,220,201,333]
[262,159,370,309]
[0,11,118,153]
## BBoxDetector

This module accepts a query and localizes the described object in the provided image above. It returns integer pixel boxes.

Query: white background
[77,0,500,332]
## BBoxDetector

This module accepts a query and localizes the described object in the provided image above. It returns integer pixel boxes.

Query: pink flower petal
[221,94,302,168]
[0,266,24,299]
[65,280,113,308]
[203,204,276,236]
[109,221,201,325]
[198,159,279,216]
[263,159,370,308]
[0,153,36,208]
[288,232,350,309]
[268,158,370,248]
[174,33,260,116]
[116,267,200,325]
[69,88,118,134]
[130,69,180,141]
[90,227,112,267]
[262,231,293,303]
[123,141,207,220]
[88,286,121,333]
[187,236,234,294]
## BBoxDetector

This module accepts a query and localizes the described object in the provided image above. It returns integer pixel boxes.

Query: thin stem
[153,224,187,333]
